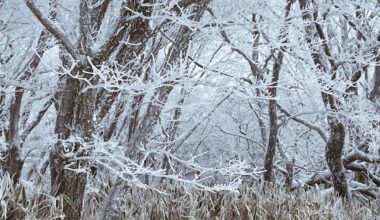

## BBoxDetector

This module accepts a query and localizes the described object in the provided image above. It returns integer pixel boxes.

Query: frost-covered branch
[74,137,260,192]
[277,104,328,143]
[21,96,54,143]
[25,0,81,61]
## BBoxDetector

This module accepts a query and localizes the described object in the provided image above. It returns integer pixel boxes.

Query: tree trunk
[263,0,292,183]
[370,53,380,101]
[51,65,96,219]
[3,87,24,184]
[263,53,283,183]
[1,29,50,183]
[50,73,80,218]
[325,120,348,197]
[50,58,97,220]
[298,0,348,197]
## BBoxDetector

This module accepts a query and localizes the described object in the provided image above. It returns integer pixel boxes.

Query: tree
[0,0,379,219]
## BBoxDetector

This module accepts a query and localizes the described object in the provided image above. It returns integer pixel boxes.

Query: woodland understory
[0,0,380,219]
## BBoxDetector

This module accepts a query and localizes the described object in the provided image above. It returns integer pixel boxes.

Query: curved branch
[25,0,81,61]
[344,162,380,186]
[344,150,380,164]
[21,96,54,143]
[277,104,328,143]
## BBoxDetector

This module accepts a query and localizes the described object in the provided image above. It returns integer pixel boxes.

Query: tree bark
[263,53,283,183]
[370,52,380,101]
[299,0,348,197]
[4,87,24,184]
[263,0,292,183]
[51,64,96,219]
[1,29,50,183]
[325,120,348,197]
[50,71,81,219]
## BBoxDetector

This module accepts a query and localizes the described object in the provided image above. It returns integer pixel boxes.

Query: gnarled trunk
[50,61,96,219]
[2,86,24,184]
[325,120,348,197]
[298,0,348,197]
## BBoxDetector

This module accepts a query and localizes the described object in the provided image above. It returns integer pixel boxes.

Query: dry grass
[0,173,64,219]
[1,174,378,219]
[83,182,378,220]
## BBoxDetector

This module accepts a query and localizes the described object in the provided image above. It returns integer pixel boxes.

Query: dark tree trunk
[2,87,24,184]
[263,53,283,183]
[299,0,348,197]
[370,54,380,101]
[262,0,292,183]
[325,120,348,197]
[1,29,50,184]
[50,73,81,219]
[51,65,96,219]
[0,88,4,137]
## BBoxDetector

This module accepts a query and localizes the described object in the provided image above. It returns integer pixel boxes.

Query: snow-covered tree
[0,0,379,219]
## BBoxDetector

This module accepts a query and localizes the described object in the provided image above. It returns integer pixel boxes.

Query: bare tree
[263,0,293,183]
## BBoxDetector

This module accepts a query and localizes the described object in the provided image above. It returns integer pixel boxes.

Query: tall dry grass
[83,181,379,220]
[0,173,64,219]
[1,174,378,219]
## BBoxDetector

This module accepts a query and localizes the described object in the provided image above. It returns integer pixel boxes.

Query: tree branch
[21,96,54,143]
[91,0,111,38]
[93,3,128,64]
[277,104,328,143]
[25,0,81,61]
[343,150,380,165]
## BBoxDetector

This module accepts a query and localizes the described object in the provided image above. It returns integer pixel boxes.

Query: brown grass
[83,182,378,220]
[1,174,378,219]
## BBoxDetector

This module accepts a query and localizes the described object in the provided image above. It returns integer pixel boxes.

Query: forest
[0,0,379,219]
